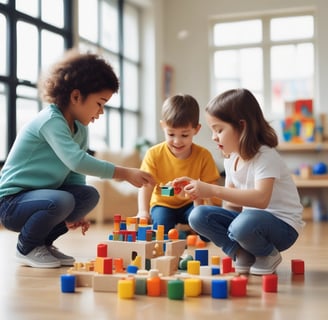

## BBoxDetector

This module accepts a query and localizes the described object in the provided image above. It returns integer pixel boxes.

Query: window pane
[0,0,8,4]
[271,43,314,114]
[0,83,8,160]
[124,4,139,61]
[17,21,38,82]
[17,85,38,99]
[109,109,121,150]
[100,0,119,52]
[0,14,7,76]
[41,30,65,70]
[41,0,64,28]
[271,16,314,41]
[16,0,38,17]
[104,53,120,108]
[214,48,262,92]
[16,98,39,132]
[214,20,262,46]
[123,113,138,150]
[78,0,98,42]
[123,62,139,111]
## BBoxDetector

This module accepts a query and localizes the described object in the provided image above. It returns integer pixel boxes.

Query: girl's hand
[173,177,215,200]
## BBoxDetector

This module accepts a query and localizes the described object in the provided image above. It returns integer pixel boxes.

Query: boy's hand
[66,219,91,235]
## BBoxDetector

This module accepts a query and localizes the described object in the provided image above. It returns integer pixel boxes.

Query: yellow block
[187,260,200,275]
[184,278,202,297]
[118,279,134,299]
[211,256,220,265]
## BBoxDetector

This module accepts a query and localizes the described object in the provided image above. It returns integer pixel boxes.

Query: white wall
[143,0,328,170]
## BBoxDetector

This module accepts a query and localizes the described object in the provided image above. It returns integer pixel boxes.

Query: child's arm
[173,176,275,209]
[136,184,154,222]
[113,166,155,188]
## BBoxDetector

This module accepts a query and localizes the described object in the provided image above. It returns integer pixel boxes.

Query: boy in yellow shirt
[137,94,220,234]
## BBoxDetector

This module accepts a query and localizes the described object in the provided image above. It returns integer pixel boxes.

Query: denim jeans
[0,185,99,254]
[188,205,299,258]
[151,203,194,234]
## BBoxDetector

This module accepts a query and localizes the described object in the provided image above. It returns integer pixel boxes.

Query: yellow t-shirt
[141,142,220,209]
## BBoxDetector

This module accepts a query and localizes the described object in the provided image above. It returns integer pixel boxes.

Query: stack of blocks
[61,214,305,300]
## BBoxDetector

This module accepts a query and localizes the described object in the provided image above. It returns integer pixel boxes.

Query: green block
[135,277,147,295]
[160,186,174,196]
[167,279,184,300]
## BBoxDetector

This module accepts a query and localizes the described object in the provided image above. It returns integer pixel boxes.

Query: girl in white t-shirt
[173,88,304,275]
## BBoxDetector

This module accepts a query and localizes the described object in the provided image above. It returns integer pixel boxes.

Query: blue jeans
[151,203,193,234]
[0,185,99,254]
[188,205,298,258]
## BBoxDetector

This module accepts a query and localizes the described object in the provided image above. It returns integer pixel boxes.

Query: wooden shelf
[278,142,328,151]
[293,176,328,188]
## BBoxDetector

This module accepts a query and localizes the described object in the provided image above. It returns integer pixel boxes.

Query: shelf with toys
[277,99,328,220]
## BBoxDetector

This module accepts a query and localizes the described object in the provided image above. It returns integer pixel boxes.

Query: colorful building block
[118,278,134,299]
[184,278,202,297]
[167,279,184,300]
[230,276,247,297]
[195,249,208,266]
[160,186,174,196]
[94,257,112,274]
[147,269,161,296]
[187,260,200,275]
[262,274,278,293]
[61,274,76,293]
[222,256,233,273]
[212,279,228,299]
[291,259,305,274]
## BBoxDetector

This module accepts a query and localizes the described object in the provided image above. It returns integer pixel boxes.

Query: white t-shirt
[224,145,304,233]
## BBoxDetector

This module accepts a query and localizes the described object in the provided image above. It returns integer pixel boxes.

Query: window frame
[209,11,316,117]
[78,0,141,151]
[0,0,73,165]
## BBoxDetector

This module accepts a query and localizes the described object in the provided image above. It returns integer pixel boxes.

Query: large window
[78,0,141,151]
[210,13,315,116]
[0,0,72,163]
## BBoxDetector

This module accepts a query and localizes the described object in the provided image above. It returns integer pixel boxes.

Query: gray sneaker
[47,245,75,266]
[250,248,282,275]
[16,245,61,268]
[234,248,256,274]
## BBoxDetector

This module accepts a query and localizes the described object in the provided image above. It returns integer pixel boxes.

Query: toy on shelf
[281,99,322,143]
[294,162,328,180]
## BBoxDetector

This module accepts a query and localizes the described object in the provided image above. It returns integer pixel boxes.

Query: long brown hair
[205,88,278,160]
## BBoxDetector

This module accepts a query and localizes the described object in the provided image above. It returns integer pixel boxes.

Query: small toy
[212,279,228,299]
[61,274,76,293]
[291,259,305,274]
[167,279,184,300]
[262,274,278,293]
[230,276,247,297]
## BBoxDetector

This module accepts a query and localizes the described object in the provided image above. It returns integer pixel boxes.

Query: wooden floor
[0,219,327,320]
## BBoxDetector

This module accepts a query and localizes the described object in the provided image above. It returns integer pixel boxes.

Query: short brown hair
[38,49,119,108]
[161,94,199,128]
[206,88,278,160]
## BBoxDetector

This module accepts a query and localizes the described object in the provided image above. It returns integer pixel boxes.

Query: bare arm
[112,166,155,188]
[136,184,154,221]
[174,176,275,209]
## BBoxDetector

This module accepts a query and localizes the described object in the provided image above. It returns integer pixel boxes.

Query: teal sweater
[0,104,115,198]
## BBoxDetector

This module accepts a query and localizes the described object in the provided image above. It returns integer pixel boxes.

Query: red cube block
[230,276,247,297]
[262,274,278,293]
[291,259,305,274]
